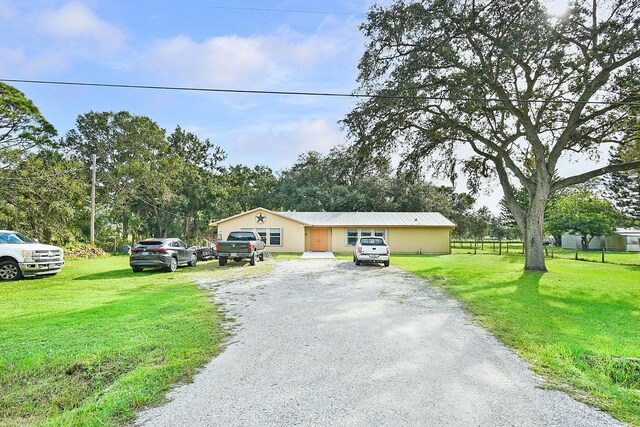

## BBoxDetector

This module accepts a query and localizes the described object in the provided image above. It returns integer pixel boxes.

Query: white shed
[561,228,640,252]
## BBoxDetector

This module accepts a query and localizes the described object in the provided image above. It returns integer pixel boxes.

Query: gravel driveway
[137,259,619,427]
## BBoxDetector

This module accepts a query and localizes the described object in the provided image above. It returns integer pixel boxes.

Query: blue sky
[0,0,375,169]
[3,0,600,211]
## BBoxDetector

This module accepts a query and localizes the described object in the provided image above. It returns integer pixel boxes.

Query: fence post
[474,239,477,254]
[506,241,509,253]
[499,239,502,255]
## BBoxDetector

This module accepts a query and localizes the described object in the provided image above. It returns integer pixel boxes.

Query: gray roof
[616,228,640,237]
[277,211,455,227]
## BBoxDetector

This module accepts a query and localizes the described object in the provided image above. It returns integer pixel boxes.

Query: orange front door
[309,228,329,251]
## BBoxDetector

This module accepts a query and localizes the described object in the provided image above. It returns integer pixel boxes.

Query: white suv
[0,230,64,281]
[353,236,390,267]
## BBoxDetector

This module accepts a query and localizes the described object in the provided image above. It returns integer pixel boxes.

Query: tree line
[0,82,498,249]
[1,77,637,254]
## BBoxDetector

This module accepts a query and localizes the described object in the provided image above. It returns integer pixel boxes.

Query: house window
[269,228,281,246]
[347,228,388,245]
[347,229,358,246]
[241,227,282,246]
[256,228,267,243]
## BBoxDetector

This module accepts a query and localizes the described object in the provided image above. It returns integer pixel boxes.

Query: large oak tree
[343,0,640,271]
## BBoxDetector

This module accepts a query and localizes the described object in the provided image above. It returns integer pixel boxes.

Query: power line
[2,78,637,106]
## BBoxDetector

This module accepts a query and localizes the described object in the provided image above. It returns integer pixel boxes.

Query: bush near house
[394,254,640,426]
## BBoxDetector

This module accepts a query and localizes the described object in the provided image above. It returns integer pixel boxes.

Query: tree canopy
[606,146,640,224]
[278,147,473,218]
[343,0,640,271]
[546,189,623,250]
[0,82,56,167]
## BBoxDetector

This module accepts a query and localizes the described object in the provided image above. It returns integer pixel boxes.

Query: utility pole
[90,154,96,245]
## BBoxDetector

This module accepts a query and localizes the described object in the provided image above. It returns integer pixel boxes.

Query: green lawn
[394,254,640,425]
[0,256,225,427]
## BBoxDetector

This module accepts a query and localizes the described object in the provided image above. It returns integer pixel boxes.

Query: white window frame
[346,228,387,246]
[269,228,282,246]
[241,227,283,247]
[346,228,358,246]
[375,229,387,239]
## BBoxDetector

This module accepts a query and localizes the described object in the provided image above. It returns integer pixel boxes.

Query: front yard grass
[0,256,225,427]
[394,254,640,426]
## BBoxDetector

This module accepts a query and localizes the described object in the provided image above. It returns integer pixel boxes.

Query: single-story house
[561,228,640,252]
[210,207,456,254]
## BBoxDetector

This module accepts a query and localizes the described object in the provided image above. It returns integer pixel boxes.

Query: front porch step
[301,251,335,259]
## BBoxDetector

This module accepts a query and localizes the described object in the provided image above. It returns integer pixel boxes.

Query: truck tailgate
[362,245,387,255]
[217,242,250,254]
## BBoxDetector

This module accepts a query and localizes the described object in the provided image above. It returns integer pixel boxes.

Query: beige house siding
[216,209,305,253]
[331,226,450,254]
[386,227,451,254]
[331,227,350,252]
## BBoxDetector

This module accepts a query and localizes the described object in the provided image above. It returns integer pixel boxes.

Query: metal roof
[615,228,640,237]
[276,211,455,227]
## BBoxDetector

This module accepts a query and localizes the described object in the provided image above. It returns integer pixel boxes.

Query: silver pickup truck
[215,231,266,267]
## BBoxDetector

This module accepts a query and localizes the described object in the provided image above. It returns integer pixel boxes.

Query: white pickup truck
[353,236,390,267]
[0,230,65,281]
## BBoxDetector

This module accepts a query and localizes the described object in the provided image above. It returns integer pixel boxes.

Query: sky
[2,0,602,212]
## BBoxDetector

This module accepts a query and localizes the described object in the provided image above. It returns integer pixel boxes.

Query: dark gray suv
[130,238,197,273]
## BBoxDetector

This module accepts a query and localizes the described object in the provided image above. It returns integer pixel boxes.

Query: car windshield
[227,232,255,241]
[0,231,36,244]
[137,240,164,246]
[360,238,385,246]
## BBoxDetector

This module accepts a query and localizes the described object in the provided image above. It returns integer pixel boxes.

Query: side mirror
[33,238,39,243]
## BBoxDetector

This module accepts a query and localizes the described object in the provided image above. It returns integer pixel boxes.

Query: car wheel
[187,253,197,267]
[355,258,361,266]
[384,261,390,267]
[132,267,143,273]
[219,257,227,267]
[249,253,256,266]
[166,257,178,272]
[258,252,264,261]
[0,260,22,281]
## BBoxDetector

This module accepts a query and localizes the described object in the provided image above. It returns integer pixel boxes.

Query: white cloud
[149,35,273,86]
[295,119,345,153]
[230,118,345,168]
[146,22,354,87]
[37,2,126,54]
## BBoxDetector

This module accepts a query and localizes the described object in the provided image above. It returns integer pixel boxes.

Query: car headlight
[22,250,34,262]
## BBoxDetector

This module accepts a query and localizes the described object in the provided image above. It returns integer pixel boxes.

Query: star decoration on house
[255,213,267,224]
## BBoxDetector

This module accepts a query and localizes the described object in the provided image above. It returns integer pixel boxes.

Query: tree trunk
[522,197,548,272]
[122,219,129,242]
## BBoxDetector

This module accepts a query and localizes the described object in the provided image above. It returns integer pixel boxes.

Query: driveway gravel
[137,259,620,427]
